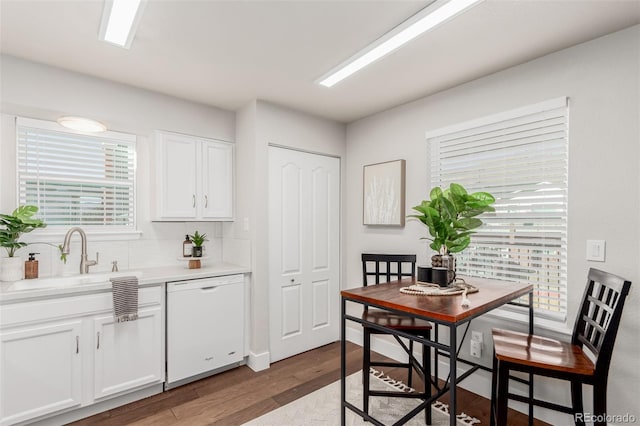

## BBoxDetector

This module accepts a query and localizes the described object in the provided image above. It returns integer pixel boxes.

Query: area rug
[243,369,480,425]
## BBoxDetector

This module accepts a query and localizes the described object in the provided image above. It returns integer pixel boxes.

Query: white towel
[110,276,139,322]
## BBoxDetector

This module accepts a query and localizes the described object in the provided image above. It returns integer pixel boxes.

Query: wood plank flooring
[70,342,550,425]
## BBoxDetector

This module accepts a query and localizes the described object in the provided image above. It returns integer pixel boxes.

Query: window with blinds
[427,97,568,320]
[16,117,136,231]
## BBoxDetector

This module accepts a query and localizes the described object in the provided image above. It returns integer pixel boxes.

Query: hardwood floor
[70,342,550,425]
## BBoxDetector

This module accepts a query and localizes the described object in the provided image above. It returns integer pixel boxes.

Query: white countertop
[0,262,251,304]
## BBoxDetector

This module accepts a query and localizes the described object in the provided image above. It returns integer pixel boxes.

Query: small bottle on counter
[25,253,39,279]
[183,234,193,257]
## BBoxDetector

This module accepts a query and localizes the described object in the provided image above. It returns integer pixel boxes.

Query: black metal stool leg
[496,361,509,426]
[490,354,498,426]
[424,339,432,425]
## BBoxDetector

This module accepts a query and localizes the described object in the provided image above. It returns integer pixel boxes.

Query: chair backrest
[361,253,416,286]
[572,268,632,377]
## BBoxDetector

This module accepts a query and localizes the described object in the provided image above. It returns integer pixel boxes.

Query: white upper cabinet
[153,131,234,221]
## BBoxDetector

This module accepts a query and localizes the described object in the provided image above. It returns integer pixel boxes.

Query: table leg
[341,297,346,426]
[450,324,457,426]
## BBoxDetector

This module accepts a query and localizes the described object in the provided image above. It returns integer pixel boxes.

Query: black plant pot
[193,246,203,257]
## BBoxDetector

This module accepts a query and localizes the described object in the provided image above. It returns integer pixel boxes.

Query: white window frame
[426,97,569,322]
[16,117,140,241]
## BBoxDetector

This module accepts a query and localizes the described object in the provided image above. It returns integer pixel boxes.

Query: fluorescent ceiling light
[318,0,482,88]
[57,116,107,133]
[99,0,146,49]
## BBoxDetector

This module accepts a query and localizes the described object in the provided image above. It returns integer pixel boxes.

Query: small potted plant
[0,205,46,281]
[189,231,208,258]
[409,183,495,284]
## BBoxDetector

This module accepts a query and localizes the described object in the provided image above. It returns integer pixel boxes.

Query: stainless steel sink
[8,271,143,291]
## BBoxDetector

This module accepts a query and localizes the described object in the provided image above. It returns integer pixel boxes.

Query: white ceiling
[1,0,639,123]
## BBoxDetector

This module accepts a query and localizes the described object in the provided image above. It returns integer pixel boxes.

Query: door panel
[312,167,330,271]
[269,147,340,362]
[281,163,302,275]
[281,284,302,338]
[312,279,330,329]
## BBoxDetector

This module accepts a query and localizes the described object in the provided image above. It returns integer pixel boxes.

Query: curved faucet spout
[61,227,98,274]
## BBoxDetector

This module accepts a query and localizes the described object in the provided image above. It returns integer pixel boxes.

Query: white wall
[231,100,346,365]
[345,25,640,424]
[0,55,236,274]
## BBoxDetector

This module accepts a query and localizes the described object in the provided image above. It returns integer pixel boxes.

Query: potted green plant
[0,205,46,281]
[409,183,495,283]
[189,231,208,257]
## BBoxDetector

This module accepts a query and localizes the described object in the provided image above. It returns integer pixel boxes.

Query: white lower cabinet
[0,319,83,425]
[93,305,163,400]
[0,286,163,426]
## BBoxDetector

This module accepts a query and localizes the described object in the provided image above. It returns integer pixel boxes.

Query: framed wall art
[363,159,406,226]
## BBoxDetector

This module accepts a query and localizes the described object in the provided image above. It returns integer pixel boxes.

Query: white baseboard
[248,350,270,372]
[345,326,567,425]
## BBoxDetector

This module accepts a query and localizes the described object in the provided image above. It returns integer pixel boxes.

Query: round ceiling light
[57,116,107,133]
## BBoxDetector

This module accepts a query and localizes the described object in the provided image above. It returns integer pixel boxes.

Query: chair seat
[363,309,432,332]
[492,328,595,376]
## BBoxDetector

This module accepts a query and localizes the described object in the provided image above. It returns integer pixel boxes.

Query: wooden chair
[361,253,433,423]
[490,268,632,426]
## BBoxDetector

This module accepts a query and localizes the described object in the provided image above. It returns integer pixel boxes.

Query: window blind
[427,98,568,320]
[16,117,136,230]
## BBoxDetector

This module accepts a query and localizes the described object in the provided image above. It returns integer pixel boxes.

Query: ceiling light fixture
[98,0,147,49]
[57,116,107,133]
[317,0,482,88]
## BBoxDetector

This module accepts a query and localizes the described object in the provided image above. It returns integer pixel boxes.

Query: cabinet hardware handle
[205,195,208,208]
[205,356,213,361]
[76,336,79,354]
[97,332,100,350]
[201,286,217,291]
[291,278,294,282]
[192,194,196,207]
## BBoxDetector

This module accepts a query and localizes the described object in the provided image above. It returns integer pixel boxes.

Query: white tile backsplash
[8,230,249,279]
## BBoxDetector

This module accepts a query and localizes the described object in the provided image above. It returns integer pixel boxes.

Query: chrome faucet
[61,227,99,274]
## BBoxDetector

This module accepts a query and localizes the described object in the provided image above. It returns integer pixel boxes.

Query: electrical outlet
[471,331,483,343]
[470,340,482,358]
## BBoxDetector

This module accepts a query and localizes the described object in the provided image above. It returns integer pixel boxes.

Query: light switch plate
[586,240,606,262]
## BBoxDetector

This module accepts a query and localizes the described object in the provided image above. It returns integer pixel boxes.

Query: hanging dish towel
[110,276,139,322]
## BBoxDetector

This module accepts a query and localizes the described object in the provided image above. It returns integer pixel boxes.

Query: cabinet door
[201,140,234,220]
[93,306,163,400]
[0,320,82,425]
[156,132,198,219]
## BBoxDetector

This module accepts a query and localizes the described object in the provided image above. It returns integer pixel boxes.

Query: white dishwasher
[166,274,245,388]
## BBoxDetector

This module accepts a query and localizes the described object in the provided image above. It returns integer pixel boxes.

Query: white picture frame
[363,159,405,226]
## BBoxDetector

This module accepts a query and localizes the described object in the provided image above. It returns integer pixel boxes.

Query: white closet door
[268,146,340,362]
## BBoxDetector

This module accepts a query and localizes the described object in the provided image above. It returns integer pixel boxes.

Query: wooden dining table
[340,276,534,426]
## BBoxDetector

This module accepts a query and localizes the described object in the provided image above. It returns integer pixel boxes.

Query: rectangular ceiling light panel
[318,0,483,87]
[99,0,146,49]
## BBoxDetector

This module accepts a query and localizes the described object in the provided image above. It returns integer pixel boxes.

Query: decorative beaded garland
[399,280,479,296]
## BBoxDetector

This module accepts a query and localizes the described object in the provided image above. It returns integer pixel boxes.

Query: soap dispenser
[25,253,39,279]
[183,234,193,257]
